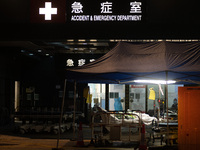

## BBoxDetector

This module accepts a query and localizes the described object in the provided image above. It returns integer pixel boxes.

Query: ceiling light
[191,39,198,41]
[46,53,49,56]
[133,80,176,84]
[38,49,42,52]
[90,39,97,42]
[21,50,25,52]
[78,39,86,42]
[90,48,97,50]
[29,53,34,56]
[67,39,74,42]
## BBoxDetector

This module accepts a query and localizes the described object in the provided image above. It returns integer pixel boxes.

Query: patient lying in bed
[96,106,157,126]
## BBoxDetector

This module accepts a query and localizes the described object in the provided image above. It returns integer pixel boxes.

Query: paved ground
[0,134,66,150]
[0,123,177,150]
[0,127,137,150]
[0,134,138,150]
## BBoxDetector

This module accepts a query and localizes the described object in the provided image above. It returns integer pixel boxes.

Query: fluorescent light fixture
[133,80,176,84]
[193,39,199,41]
[38,49,42,52]
[90,39,97,42]
[29,53,34,56]
[21,50,25,52]
[78,39,86,42]
[90,48,97,50]
[46,53,49,56]
[67,39,74,42]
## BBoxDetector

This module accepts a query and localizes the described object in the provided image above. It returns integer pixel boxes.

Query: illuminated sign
[30,0,144,23]
[101,2,113,13]
[68,0,144,22]
[66,58,95,67]
[30,0,66,23]
[39,2,57,20]
[71,2,83,13]
[66,59,74,66]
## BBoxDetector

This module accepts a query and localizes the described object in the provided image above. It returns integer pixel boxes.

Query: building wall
[0,49,18,125]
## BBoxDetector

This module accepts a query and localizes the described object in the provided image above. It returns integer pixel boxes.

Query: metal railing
[91,111,142,142]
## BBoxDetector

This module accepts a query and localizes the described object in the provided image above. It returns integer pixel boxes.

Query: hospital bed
[91,107,157,143]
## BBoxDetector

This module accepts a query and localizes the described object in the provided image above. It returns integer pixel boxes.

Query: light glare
[133,80,176,84]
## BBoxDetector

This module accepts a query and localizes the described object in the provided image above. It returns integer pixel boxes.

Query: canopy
[66,41,200,84]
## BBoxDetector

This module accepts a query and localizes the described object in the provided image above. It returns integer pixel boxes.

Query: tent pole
[154,99,156,116]
[145,85,148,113]
[56,79,67,149]
[165,71,169,145]
[73,80,77,140]
[158,84,160,128]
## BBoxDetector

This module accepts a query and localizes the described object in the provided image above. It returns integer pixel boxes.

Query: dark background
[0,0,200,40]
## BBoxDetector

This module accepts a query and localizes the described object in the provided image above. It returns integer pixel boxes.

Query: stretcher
[150,122,178,145]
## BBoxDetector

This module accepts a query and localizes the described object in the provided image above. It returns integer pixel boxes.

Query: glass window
[168,84,183,111]
[147,84,165,113]
[109,84,125,111]
[88,83,105,109]
[129,85,146,112]
[147,84,183,116]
